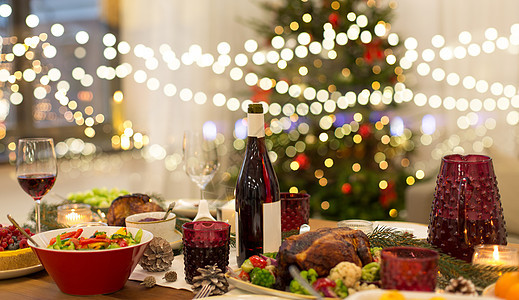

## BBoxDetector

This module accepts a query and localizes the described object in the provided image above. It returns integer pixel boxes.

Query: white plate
[170,199,232,218]
[482,283,495,296]
[201,295,287,300]
[347,289,497,299]
[373,221,429,239]
[0,264,44,280]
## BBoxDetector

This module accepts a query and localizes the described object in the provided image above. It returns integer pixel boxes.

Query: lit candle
[57,203,93,227]
[472,245,519,267]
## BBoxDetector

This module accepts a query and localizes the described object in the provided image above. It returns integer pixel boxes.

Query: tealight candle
[57,203,93,227]
[472,244,519,267]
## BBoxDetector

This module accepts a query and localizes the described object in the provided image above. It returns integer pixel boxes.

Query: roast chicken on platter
[276,226,373,289]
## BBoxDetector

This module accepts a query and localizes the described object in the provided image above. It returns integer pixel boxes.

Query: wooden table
[0,219,338,299]
[4,219,515,299]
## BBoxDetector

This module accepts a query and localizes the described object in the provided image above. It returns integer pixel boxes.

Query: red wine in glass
[17,174,56,200]
[17,138,57,233]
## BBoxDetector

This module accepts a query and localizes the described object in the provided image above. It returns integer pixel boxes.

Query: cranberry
[8,238,13,245]
[0,247,3,251]
[19,239,28,249]
[1,242,7,248]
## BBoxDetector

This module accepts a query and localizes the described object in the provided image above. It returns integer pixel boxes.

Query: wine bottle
[235,103,281,266]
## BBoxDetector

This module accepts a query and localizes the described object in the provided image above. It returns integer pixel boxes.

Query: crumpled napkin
[129,248,239,292]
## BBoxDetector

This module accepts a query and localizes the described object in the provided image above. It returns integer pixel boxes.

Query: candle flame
[493,245,500,261]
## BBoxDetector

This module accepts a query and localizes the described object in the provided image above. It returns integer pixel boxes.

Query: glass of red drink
[427,154,507,262]
[381,246,439,291]
[280,192,310,238]
[16,138,57,233]
[182,221,230,284]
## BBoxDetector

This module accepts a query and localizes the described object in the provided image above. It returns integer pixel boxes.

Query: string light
[0,4,516,177]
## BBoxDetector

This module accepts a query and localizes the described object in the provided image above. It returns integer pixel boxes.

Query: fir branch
[369,226,518,289]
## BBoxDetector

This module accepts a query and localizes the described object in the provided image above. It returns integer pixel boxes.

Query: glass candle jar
[57,203,93,227]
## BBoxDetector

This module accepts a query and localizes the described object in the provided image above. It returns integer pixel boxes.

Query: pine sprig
[369,226,518,289]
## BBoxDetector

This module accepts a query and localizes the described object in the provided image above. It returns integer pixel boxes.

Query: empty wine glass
[16,138,57,233]
[183,131,220,200]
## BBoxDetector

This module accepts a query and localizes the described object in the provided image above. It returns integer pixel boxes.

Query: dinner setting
[2,0,519,299]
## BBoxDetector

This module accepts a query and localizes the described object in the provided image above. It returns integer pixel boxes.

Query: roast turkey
[106,193,164,226]
[276,226,373,289]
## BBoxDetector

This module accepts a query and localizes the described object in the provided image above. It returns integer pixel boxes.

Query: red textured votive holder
[182,221,230,284]
[381,246,439,292]
[281,192,310,238]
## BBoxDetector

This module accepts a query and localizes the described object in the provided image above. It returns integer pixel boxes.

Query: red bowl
[28,226,153,295]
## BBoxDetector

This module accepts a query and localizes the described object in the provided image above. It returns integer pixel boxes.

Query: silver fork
[192,283,214,299]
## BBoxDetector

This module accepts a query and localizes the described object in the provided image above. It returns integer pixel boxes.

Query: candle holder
[472,244,519,266]
[57,203,93,227]
[337,219,373,235]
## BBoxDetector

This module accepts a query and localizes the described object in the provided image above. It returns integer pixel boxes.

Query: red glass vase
[427,154,507,262]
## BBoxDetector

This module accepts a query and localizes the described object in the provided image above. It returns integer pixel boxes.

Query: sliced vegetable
[46,227,141,250]
[249,255,267,269]
[240,259,254,273]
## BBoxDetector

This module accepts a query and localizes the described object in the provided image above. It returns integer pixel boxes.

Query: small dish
[169,229,182,250]
[125,211,177,243]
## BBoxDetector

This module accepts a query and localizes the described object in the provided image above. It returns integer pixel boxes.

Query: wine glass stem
[35,199,41,234]
[200,188,204,200]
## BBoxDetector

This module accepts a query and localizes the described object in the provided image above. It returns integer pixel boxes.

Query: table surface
[2,219,516,299]
[0,219,337,299]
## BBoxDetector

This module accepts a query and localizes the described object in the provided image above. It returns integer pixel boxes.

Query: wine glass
[16,138,57,233]
[183,131,220,200]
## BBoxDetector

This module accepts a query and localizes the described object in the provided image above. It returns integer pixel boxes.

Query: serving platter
[201,295,287,300]
[225,274,317,299]
[347,289,497,299]
[0,264,44,280]
[373,221,428,239]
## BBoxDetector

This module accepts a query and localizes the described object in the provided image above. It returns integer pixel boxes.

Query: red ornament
[379,181,397,208]
[363,39,385,64]
[358,124,372,138]
[328,12,340,28]
[295,153,310,170]
[341,183,352,194]
[250,85,272,103]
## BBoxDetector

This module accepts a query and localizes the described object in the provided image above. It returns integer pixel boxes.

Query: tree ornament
[163,270,178,282]
[444,276,477,296]
[328,12,339,28]
[139,237,175,272]
[141,276,156,288]
[191,264,229,296]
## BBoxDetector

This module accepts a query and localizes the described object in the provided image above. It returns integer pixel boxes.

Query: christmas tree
[237,0,415,220]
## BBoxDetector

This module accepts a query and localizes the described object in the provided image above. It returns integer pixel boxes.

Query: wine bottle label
[262,201,281,253]
[248,113,265,138]
[235,212,240,258]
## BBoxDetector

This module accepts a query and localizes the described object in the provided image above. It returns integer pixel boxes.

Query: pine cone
[444,276,477,296]
[163,271,178,282]
[191,264,229,296]
[139,237,175,272]
[141,276,156,288]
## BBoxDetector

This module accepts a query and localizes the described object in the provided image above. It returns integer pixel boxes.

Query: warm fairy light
[113,90,124,103]
[321,201,330,210]
[379,180,388,189]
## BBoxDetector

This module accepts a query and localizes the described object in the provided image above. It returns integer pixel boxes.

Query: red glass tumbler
[381,247,439,291]
[182,221,230,284]
[427,154,507,262]
[281,192,310,238]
